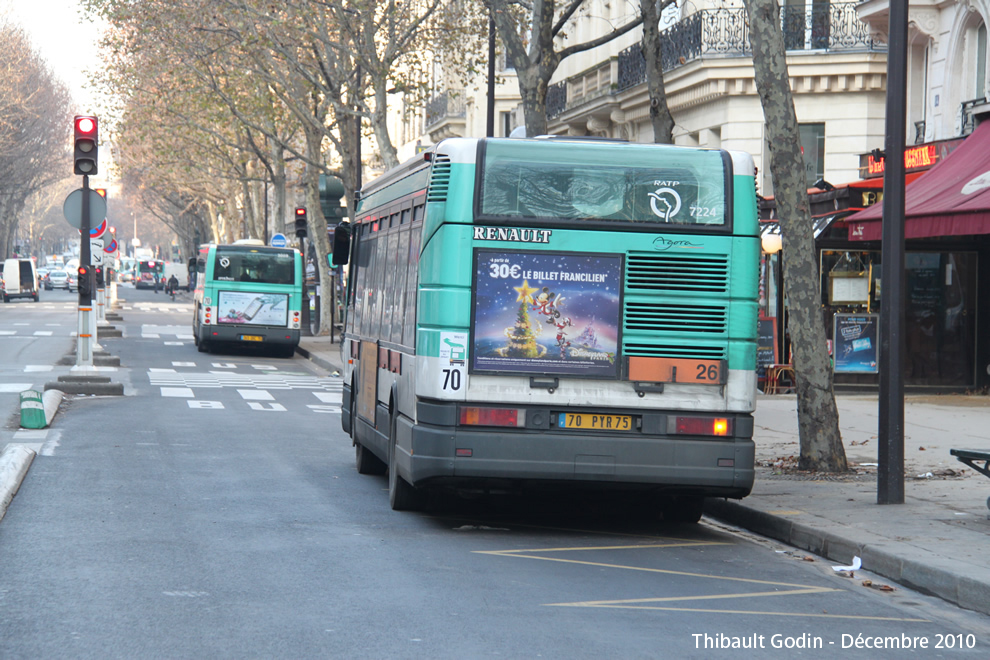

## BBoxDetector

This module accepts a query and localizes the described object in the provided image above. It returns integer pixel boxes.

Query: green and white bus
[192,240,303,357]
[334,137,760,519]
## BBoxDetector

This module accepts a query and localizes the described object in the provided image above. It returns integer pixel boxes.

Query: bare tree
[744,0,846,472]
[639,0,675,143]
[487,0,643,136]
[0,20,73,259]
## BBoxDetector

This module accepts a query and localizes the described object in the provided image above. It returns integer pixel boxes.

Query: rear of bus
[347,137,760,512]
[192,243,303,356]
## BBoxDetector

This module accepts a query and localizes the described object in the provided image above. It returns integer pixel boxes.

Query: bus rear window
[479,140,728,226]
[214,248,295,284]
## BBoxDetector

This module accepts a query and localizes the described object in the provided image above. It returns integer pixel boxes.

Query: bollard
[19,390,46,429]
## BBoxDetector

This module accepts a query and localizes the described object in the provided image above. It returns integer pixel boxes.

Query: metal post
[299,234,310,335]
[75,175,94,369]
[878,2,908,505]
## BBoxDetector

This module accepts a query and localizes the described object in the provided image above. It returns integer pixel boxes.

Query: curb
[44,381,124,396]
[704,498,990,618]
[0,445,36,523]
[295,344,340,374]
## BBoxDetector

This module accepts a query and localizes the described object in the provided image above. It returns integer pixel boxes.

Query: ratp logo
[648,186,682,221]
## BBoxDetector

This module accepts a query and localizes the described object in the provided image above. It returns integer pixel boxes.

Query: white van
[2,258,40,303]
[163,262,189,291]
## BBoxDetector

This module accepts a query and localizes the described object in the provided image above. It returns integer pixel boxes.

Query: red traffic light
[94,188,107,198]
[295,207,306,216]
[73,115,99,175]
[78,266,88,276]
[75,116,96,134]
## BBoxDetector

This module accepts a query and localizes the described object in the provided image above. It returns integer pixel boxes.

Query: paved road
[2,287,989,658]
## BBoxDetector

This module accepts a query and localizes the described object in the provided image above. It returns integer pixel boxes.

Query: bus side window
[370,228,390,337]
[390,226,410,344]
[402,221,422,347]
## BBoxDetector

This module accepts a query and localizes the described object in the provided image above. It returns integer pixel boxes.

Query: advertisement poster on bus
[471,250,622,378]
[218,291,289,326]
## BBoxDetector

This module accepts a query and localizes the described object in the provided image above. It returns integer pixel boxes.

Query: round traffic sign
[62,188,108,230]
[105,239,118,253]
[85,218,108,239]
[270,233,288,248]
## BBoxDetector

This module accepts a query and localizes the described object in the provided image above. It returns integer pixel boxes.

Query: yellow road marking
[477,548,824,589]
[552,603,928,622]
[550,587,834,607]
[477,542,930,622]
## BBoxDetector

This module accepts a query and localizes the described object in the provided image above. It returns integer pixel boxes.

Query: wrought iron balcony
[616,2,884,94]
[960,97,986,137]
[425,90,466,129]
[547,81,567,120]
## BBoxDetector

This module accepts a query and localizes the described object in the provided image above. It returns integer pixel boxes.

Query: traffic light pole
[299,234,311,336]
[75,175,94,369]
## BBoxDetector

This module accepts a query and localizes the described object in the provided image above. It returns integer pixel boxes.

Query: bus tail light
[204,306,212,325]
[670,416,732,437]
[459,407,525,428]
[291,311,300,329]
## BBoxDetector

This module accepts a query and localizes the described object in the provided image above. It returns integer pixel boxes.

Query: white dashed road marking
[161,388,195,398]
[238,389,274,401]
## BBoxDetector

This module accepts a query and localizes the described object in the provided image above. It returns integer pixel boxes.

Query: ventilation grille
[625,253,728,293]
[622,343,727,360]
[426,155,452,202]
[625,302,727,334]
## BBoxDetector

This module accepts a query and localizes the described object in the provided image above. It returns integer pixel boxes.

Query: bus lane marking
[476,542,927,622]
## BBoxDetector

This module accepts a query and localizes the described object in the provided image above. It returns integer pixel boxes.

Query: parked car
[48,269,70,290]
[66,271,78,292]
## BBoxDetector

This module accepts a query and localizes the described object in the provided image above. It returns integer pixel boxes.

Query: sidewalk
[297,335,990,616]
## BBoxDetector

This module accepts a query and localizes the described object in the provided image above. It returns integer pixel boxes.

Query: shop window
[819,249,977,387]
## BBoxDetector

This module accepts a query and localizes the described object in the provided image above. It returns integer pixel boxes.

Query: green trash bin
[19,389,46,429]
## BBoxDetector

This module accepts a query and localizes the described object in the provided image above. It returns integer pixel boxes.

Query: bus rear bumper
[406,423,754,499]
[205,325,300,345]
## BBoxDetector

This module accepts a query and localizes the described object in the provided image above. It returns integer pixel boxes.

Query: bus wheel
[662,496,705,524]
[388,412,423,511]
[356,442,386,476]
[197,339,210,353]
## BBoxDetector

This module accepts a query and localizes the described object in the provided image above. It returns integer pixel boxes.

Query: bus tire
[388,411,423,511]
[662,496,705,524]
[197,339,210,353]
[356,442,386,476]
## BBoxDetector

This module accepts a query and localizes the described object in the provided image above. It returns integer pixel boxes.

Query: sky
[4,0,107,113]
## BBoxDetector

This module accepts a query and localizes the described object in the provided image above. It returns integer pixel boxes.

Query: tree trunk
[641,0,674,144]
[371,81,399,171]
[744,0,847,472]
[302,123,335,337]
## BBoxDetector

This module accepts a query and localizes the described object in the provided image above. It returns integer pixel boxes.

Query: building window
[977,23,987,99]
[799,123,825,188]
[500,111,513,138]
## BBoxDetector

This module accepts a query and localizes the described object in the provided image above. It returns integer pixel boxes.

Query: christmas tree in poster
[496,279,546,358]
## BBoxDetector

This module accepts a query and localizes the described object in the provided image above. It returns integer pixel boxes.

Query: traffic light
[294,207,308,238]
[73,115,99,175]
[95,266,104,288]
[78,265,92,299]
[94,188,107,199]
[319,174,348,224]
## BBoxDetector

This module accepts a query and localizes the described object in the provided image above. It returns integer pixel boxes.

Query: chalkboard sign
[757,318,777,368]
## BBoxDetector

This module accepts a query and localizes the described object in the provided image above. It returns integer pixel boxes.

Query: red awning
[847,120,990,241]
